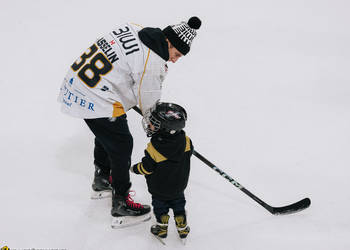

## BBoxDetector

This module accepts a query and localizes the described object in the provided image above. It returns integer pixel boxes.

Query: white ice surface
[1,0,349,249]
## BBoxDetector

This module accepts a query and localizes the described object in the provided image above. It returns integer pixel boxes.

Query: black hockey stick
[132,106,311,215]
[193,150,310,215]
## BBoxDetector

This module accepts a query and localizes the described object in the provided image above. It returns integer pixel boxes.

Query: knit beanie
[162,16,201,55]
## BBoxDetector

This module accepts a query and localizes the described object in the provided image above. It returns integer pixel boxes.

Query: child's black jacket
[131,130,193,200]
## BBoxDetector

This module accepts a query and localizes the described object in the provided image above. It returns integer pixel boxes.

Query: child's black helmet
[142,102,187,137]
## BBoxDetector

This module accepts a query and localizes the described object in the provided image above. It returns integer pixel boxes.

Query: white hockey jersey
[58,23,167,119]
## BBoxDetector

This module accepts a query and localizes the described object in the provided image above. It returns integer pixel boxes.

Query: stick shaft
[192,150,272,212]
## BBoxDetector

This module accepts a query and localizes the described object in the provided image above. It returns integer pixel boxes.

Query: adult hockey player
[131,102,193,242]
[58,17,201,227]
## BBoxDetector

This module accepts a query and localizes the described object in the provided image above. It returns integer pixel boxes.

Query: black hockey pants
[84,115,133,195]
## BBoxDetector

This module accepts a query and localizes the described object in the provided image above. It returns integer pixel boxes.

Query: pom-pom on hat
[162,16,201,55]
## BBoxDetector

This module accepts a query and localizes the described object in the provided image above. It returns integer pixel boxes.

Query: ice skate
[151,214,169,245]
[175,214,190,245]
[111,190,151,228]
[90,165,112,199]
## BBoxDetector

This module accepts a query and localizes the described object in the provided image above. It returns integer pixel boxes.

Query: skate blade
[180,238,187,245]
[153,235,166,245]
[111,213,151,229]
[90,190,112,200]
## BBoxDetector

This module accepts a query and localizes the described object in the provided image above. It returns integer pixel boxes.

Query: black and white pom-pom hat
[162,16,202,55]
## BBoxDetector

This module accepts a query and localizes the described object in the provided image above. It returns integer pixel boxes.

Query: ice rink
[1,0,349,249]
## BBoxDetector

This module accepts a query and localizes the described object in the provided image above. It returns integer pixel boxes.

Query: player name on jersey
[96,38,119,64]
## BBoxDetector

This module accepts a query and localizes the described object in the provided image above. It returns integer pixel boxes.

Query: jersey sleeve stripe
[146,142,167,163]
[140,164,152,175]
[185,136,191,152]
[137,163,143,175]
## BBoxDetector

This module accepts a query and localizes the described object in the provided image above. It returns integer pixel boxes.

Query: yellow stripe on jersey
[185,136,191,152]
[136,162,152,175]
[137,163,143,174]
[138,48,151,114]
[112,101,126,117]
[130,23,144,29]
[141,164,152,175]
[146,142,167,163]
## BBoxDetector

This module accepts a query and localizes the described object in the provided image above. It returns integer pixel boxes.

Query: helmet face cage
[142,113,161,137]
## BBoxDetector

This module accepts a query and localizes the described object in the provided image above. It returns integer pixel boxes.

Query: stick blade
[271,198,311,215]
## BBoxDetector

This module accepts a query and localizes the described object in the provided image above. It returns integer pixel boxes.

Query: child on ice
[130,102,193,242]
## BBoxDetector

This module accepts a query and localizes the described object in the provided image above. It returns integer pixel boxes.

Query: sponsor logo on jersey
[101,86,109,92]
[61,82,95,112]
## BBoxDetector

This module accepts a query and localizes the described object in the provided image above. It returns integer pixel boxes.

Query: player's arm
[130,151,156,175]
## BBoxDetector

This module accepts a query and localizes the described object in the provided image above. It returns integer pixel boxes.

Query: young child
[130,102,193,241]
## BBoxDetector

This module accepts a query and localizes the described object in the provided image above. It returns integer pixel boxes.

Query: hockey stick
[132,106,311,215]
[193,150,310,215]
